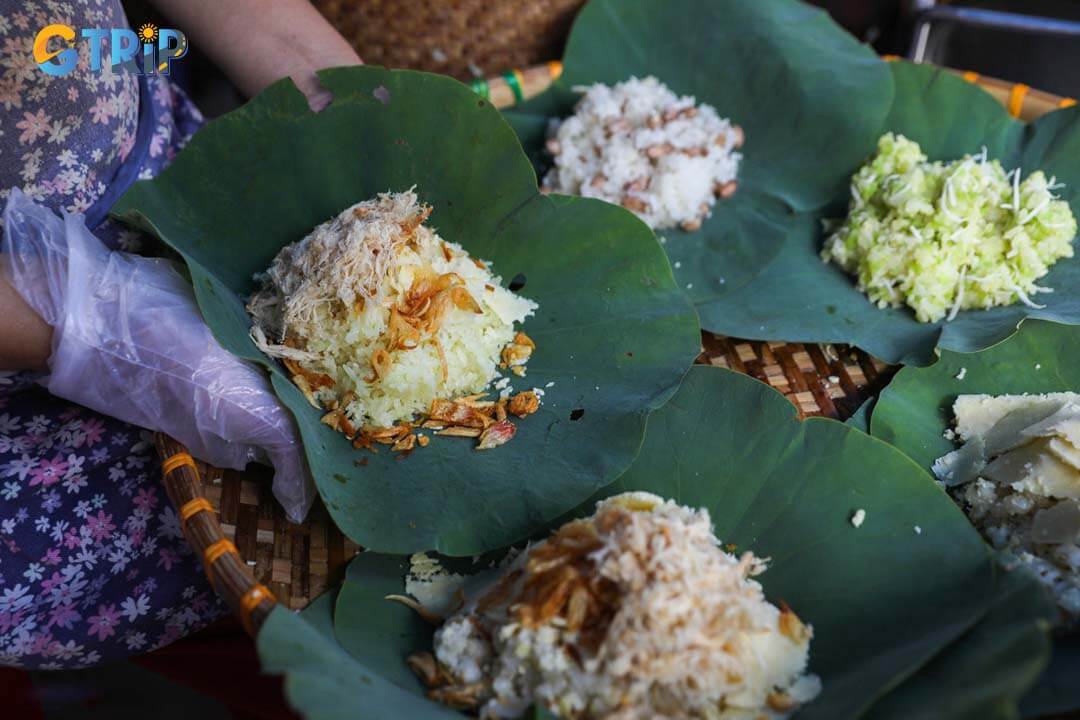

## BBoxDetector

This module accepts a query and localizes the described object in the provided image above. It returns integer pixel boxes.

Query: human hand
[1,188,315,522]
[147,0,362,110]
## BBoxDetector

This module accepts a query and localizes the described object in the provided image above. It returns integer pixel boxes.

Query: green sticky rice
[822,133,1077,323]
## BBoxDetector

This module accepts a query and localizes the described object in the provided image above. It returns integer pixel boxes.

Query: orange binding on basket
[178,497,214,530]
[161,451,196,475]
[1008,83,1030,118]
[240,584,273,634]
[202,538,239,585]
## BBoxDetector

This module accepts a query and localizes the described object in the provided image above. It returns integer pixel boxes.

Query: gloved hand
[1,187,314,522]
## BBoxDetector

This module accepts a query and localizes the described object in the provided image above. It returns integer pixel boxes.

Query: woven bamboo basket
[311,0,586,81]
[155,63,1076,636]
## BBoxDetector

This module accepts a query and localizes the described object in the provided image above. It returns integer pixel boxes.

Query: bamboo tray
[155,63,1075,636]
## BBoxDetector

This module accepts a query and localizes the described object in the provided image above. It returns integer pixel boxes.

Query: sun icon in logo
[137,23,159,44]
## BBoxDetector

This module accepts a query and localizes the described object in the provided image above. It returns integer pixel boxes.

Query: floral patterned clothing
[0,0,224,669]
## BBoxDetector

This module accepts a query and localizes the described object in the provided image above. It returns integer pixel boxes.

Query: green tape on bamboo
[503,70,524,104]
[470,78,490,100]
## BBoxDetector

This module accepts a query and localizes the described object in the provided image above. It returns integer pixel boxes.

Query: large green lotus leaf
[863,567,1054,720]
[265,367,995,719]
[335,553,436,693]
[590,367,994,719]
[257,589,460,720]
[111,66,700,556]
[505,0,893,313]
[868,319,1080,718]
[259,564,554,720]
[697,62,1080,365]
[870,319,1080,469]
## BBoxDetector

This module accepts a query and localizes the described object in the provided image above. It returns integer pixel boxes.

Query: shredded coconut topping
[249,191,421,352]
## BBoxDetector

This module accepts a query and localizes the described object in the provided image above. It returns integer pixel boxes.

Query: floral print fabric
[0,377,220,669]
[1,0,224,669]
[1,1,136,231]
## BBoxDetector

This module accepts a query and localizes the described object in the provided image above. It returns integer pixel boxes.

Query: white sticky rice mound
[543,76,742,231]
[432,492,821,720]
[248,190,537,428]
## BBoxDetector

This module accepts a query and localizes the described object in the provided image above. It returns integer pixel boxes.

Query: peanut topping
[508,391,540,418]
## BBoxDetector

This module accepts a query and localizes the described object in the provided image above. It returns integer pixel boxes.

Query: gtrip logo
[33,23,188,77]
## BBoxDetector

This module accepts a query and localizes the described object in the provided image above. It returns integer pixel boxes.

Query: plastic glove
[1,187,315,523]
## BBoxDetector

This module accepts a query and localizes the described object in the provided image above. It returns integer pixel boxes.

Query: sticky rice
[247,190,537,432]
[543,76,743,232]
[823,133,1076,323]
[411,492,821,719]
